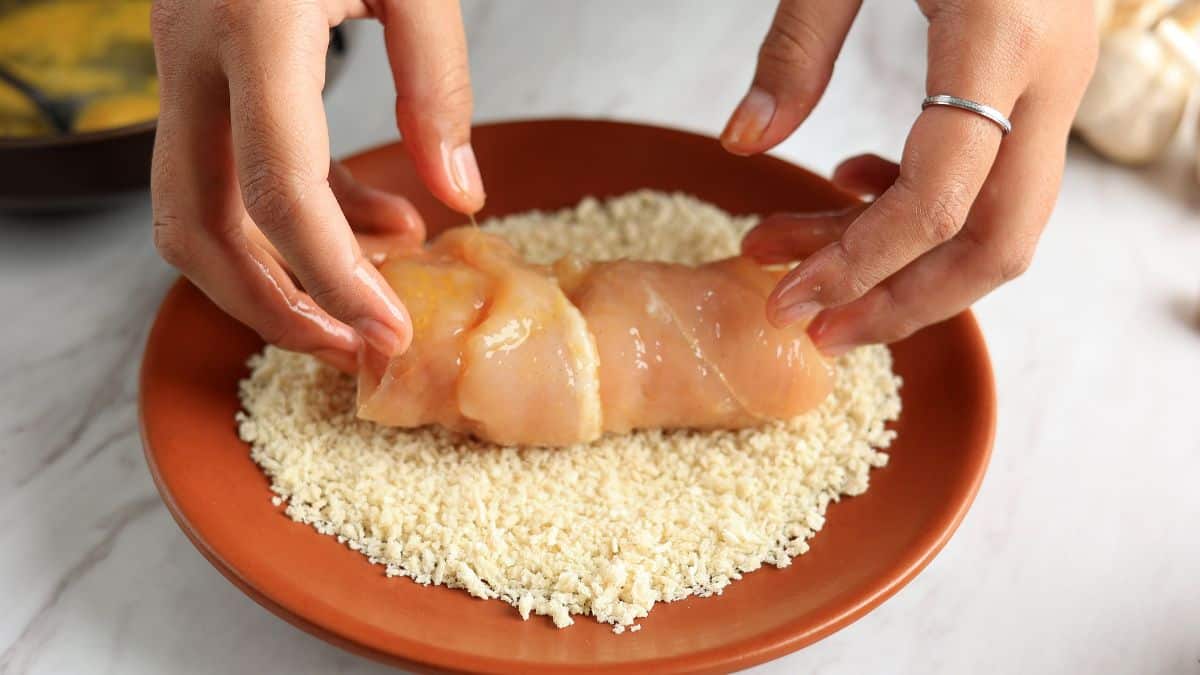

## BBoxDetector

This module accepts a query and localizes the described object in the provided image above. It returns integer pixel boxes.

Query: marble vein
[0,497,159,674]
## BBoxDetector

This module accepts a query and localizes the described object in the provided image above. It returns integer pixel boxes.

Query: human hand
[725,1,1097,354]
[150,0,484,373]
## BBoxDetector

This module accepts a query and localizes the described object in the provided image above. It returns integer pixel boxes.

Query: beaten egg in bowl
[0,0,157,138]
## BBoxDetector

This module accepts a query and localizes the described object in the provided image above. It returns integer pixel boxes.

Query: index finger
[217,2,412,356]
[765,7,1033,326]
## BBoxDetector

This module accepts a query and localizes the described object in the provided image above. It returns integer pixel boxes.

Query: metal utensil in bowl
[0,26,352,212]
[0,62,85,134]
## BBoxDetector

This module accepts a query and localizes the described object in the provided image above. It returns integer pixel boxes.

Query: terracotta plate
[140,119,995,674]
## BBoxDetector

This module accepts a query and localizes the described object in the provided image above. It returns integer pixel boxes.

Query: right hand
[149,0,485,373]
[725,0,1095,353]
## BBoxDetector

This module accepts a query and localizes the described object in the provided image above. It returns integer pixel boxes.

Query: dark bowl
[0,120,157,211]
[0,25,350,213]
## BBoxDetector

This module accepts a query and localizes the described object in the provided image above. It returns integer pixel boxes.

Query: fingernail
[447,142,485,205]
[721,86,776,154]
[354,263,408,318]
[769,301,821,328]
[774,266,818,307]
[354,317,402,358]
[819,343,856,357]
[807,315,855,356]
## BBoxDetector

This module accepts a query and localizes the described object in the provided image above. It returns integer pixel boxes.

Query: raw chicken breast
[358,229,602,445]
[565,256,831,433]
[357,227,832,446]
[356,233,491,432]
[450,230,602,446]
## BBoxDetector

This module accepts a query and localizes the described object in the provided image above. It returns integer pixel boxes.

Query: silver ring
[921,94,1012,135]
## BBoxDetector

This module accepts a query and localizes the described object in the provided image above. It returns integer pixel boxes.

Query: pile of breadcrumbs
[237,191,902,633]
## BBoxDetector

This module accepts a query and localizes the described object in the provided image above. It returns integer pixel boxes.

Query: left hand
[723,0,1098,354]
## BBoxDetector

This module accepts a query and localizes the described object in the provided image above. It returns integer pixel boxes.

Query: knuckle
[306,282,351,317]
[246,283,330,351]
[211,0,327,63]
[1002,7,1049,59]
[152,217,193,270]
[919,0,963,21]
[211,1,321,35]
[396,62,474,120]
[842,268,874,302]
[764,4,823,60]
[870,287,922,344]
[210,0,249,38]
[150,0,181,41]
[915,190,966,245]
[757,9,831,87]
[928,1,1048,73]
[240,161,316,231]
[843,291,920,347]
[825,244,875,304]
[434,65,474,110]
[250,286,325,350]
[252,313,293,348]
[997,243,1036,282]
[303,259,369,318]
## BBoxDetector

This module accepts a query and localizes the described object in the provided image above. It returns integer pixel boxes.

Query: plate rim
[139,117,996,675]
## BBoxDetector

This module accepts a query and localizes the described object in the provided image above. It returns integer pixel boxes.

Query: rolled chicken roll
[356,227,832,446]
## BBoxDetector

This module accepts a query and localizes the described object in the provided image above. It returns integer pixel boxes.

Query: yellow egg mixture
[0,0,157,137]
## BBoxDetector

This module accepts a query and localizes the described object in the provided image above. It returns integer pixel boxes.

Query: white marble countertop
[2,2,1198,673]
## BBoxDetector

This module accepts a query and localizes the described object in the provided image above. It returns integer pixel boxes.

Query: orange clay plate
[139,119,995,674]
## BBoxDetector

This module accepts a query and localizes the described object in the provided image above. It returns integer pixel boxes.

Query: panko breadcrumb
[237,190,902,632]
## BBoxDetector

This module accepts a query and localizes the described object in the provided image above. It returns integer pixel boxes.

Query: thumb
[375,0,484,214]
[722,0,862,155]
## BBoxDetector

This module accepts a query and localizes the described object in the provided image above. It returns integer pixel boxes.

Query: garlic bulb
[1075,1,1200,165]
[1094,0,1117,31]
[1098,0,1173,32]
[1159,1,1200,77]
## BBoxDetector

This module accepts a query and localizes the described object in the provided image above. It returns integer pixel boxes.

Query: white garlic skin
[1094,0,1117,33]
[1099,0,1174,33]
[1074,27,1193,165]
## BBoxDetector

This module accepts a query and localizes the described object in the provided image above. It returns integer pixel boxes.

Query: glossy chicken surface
[567,256,831,434]
[356,227,832,446]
